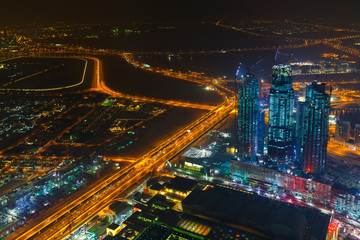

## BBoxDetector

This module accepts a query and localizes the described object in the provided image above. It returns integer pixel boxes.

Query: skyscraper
[237,73,259,160]
[335,120,351,145]
[354,124,360,149]
[302,81,330,174]
[295,101,306,165]
[257,107,265,157]
[268,65,294,168]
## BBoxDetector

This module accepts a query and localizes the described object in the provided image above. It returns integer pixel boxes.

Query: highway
[327,141,360,166]
[4,24,360,239]
[0,54,216,110]
[0,53,221,199]
[6,52,234,239]
[89,55,218,110]
[37,97,234,240]
[6,160,137,240]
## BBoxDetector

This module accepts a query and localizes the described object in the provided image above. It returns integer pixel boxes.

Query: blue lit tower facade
[268,65,294,167]
[237,73,260,160]
[295,101,306,165]
[302,81,330,174]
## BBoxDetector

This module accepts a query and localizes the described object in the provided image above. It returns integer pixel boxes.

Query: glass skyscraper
[302,81,330,174]
[335,120,351,144]
[295,101,306,165]
[268,65,294,168]
[355,124,360,149]
[237,74,259,160]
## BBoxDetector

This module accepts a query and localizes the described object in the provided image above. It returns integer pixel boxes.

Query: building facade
[302,81,330,174]
[268,65,294,168]
[237,74,260,160]
[335,120,351,145]
[295,101,306,165]
[354,123,360,149]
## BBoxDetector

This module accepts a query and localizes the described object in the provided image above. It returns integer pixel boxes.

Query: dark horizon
[1,0,360,25]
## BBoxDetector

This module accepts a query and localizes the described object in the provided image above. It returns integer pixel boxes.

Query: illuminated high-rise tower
[302,81,330,174]
[295,101,306,165]
[237,73,260,160]
[268,65,294,168]
[335,120,351,144]
[354,124,360,149]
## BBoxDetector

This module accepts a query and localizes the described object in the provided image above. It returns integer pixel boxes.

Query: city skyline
[1,6,360,240]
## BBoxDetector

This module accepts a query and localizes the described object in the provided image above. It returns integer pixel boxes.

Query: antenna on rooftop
[275,49,294,64]
[248,57,263,74]
[275,48,280,62]
[247,66,251,75]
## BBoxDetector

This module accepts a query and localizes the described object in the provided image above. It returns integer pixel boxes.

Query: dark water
[0,56,224,105]
[102,55,223,105]
[135,45,360,81]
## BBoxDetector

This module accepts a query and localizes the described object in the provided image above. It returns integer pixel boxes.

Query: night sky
[0,0,360,25]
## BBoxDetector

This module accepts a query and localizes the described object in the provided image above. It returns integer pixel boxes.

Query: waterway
[101,55,223,105]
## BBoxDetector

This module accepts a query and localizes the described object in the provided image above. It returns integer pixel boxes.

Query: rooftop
[182,147,213,159]
[164,176,198,193]
[107,223,120,231]
[181,186,330,240]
